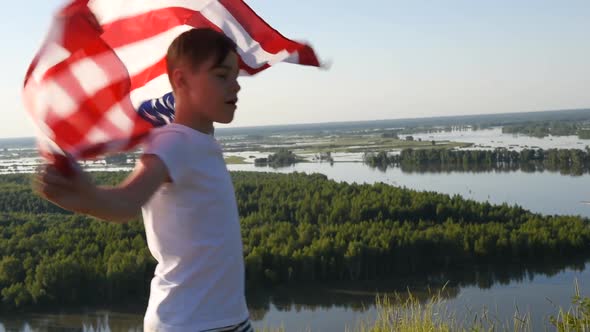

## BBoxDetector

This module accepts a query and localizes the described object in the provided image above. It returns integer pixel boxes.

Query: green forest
[364,147,590,174]
[1,171,589,311]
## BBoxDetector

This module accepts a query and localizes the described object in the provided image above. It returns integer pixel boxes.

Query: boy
[35,28,252,332]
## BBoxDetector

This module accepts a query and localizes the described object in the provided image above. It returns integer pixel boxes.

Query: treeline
[254,149,302,167]
[502,121,590,139]
[364,148,590,174]
[1,172,590,311]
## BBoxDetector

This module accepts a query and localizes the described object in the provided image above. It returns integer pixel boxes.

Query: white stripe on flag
[70,58,110,96]
[39,80,77,118]
[88,0,212,25]
[129,74,171,109]
[84,102,134,146]
[201,1,293,66]
[86,126,110,144]
[113,22,273,81]
[31,43,70,83]
[82,132,130,155]
[105,101,135,133]
[114,25,191,77]
[284,51,300,65]
[99,1,297,80]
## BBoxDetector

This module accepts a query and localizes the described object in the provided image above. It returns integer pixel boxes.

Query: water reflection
[245,256,588,320]
[247,258,590,331]
[364,162,589,176]
[1,257,588,331]
[0,311,142,332]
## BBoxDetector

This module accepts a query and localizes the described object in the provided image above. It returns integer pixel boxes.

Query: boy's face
[174,51,240,127]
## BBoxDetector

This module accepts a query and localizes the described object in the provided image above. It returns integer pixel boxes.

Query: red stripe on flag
[128,53,265,90]
[102,8,268,88]
[61,9,105,56]
[101,7,197,48]
[49,66,87,109]
[296,45,320,67]
[130,114,154,140]
[185,13,269,74]
[237,57,268,75]
[100,5,294,58]
[77,100,149,159]
[24,0,322,161]
[45,108,84,149]
[129,57,167,90]
[219,0,320,66]
[49,77,131,147]
[23,53,41,87]
[101,4,316,87]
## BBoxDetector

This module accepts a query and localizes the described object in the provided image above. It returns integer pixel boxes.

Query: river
[227,162,590,218]
[1,258,589,331]
[1,129,589,331]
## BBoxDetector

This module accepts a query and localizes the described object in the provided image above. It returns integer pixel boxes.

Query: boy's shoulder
[141,125,196,184]
[149,123,189,137]
[141,124,225,184]
[143,124,220,161]
[144,124,189,150]
[147,123,216,145]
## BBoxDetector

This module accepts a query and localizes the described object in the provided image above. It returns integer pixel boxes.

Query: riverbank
[3,279,588,331]
[354,281,589,332]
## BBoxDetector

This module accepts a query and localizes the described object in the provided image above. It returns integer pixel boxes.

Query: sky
[1,0,589,138]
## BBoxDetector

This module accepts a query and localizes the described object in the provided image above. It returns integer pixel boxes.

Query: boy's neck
[174,104,214,135]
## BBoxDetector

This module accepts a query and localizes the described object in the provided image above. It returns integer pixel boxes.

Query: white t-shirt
[140,123,249,331]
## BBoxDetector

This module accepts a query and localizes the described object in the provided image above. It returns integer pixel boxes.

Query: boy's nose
[231,80,241,93]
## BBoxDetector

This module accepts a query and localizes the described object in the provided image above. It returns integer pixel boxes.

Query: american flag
[23,0,320,164]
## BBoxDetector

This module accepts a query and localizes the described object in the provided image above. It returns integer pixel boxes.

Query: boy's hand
[34,159,96,213]
[33,154,168,223]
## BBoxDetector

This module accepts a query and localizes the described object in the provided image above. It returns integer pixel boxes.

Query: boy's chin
[216,110,235,124]
[215,115,235,124]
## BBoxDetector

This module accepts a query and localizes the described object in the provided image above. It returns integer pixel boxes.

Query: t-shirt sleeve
[142,129,188,183]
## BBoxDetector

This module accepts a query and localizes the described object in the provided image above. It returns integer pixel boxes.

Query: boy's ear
[170,69,185,90]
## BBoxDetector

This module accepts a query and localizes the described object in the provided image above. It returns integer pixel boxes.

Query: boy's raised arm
[34,154,169,223]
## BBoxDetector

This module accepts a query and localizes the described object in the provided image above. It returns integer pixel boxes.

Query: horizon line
[2,107,590,140]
